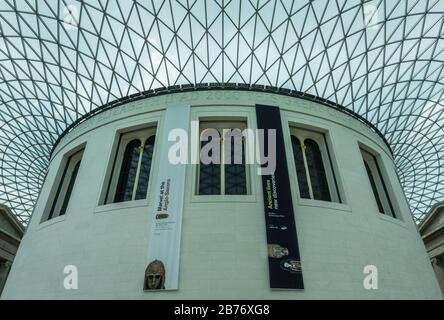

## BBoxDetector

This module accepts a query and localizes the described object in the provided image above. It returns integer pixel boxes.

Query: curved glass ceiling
[0,0,443,224]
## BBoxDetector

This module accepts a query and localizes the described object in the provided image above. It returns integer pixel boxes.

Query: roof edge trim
[50,83,393,159]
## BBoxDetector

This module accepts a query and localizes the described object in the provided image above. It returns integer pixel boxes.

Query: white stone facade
[2,90,441,299]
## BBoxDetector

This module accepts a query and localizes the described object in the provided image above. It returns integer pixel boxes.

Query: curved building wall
[2,90,441,299]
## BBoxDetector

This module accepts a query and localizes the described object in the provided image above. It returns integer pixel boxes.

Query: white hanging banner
[143,105,190,291]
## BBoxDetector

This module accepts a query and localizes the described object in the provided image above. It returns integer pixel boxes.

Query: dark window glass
[291,136,310,199]
[364,159,385,214]
[59,160,81,216]
[47,150,84,221]
[199,137,221,195]
[305,139,331,201]
[225,137,247,195]
[114,139,141,203]
[135,136,156,200]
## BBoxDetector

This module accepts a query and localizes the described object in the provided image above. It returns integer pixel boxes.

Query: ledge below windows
[94,199,150,214]
[190,194,257,204]
[37,214,66,230]
[297,198,352,213]
[378,212,407,228]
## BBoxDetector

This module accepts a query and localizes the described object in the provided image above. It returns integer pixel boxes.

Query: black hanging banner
[256,105,304,290]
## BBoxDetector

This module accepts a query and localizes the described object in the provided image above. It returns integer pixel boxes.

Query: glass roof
[0,0,443,225]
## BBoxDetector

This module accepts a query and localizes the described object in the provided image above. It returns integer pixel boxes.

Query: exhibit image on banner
[144,105,190,291]
[256,105,304,290]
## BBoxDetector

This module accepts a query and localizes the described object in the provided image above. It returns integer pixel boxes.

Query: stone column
[431,256,444,297]
[0,260,12,296]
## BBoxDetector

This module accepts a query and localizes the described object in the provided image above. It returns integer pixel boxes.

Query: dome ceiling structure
[0,0,443,225]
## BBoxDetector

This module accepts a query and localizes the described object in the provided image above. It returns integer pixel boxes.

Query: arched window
[305,139,331,201]
[290,128,340,203]
[360,148,396,218]
[224,136,247,195]
[60,159,81,216]
[105,127,157,204]
[197,121,248,195]
[46,148,84,221]
[135,136,156,200]
[363,160,384,213]
[291,136,310,199]
[198,136,221,195]
[114,139,142,203]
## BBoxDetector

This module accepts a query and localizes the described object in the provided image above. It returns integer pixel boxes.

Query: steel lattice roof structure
[0,0,443,225]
